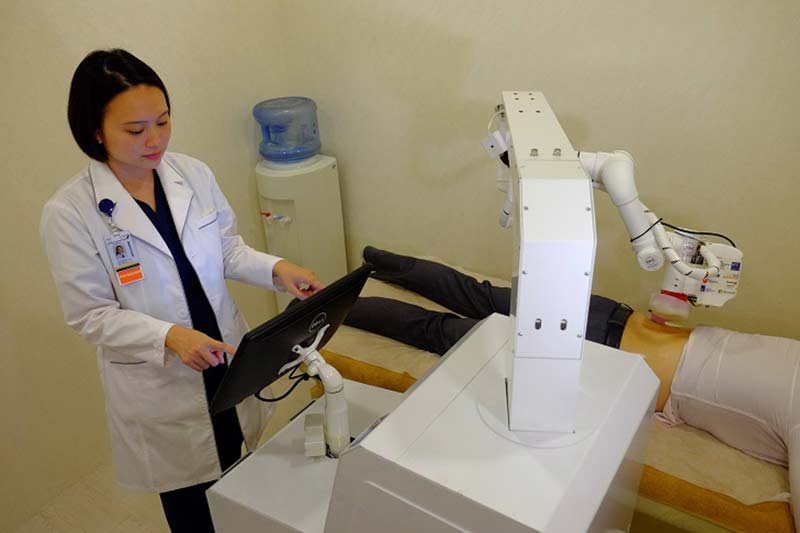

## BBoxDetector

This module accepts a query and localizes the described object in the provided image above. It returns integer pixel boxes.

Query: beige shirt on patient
[661,326,800,522]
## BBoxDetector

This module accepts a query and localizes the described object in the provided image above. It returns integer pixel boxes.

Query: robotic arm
[577,150,742,322]
[577,151,663,272]
[484,117,743,324]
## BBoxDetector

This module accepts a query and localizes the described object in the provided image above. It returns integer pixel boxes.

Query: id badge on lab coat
[105,232,144,285]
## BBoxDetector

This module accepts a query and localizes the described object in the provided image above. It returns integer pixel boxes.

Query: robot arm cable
[630,218,664,243]
[641,203,722,281]
[661,222,736,248]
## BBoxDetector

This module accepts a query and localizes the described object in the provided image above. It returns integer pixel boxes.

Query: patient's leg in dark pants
[344,297,477,356]
[363,246,510,318]
[354,247,632,354]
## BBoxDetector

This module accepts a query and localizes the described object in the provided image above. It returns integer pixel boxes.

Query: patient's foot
[363,245,417,282]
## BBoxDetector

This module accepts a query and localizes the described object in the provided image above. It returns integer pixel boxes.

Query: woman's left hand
[272,260,325,299]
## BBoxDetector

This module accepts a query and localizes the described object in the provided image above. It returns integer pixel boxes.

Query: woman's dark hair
[68,49,170,161]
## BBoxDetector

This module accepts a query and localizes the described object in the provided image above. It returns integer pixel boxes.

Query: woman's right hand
[165,325,237,372]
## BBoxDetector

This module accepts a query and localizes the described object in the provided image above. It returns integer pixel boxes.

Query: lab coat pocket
[103,353,200,424]
[196,210,219,230]
[187,209,225,290]
[103,347,150,367]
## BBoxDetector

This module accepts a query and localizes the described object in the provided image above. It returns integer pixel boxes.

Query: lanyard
[88,166,146,286]
[88,166,122,233]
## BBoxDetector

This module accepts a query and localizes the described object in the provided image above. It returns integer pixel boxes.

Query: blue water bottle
[252,97,321,163]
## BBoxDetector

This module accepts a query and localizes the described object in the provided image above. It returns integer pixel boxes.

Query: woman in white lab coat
[40,49,323,532]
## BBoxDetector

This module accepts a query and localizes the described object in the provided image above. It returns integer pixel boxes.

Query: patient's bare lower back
[620,312,690,412]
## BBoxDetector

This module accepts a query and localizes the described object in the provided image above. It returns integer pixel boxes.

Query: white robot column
[504,92,596,433]
[253,97,347,311]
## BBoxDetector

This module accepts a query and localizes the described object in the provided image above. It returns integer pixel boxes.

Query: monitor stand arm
[286,325,350,457]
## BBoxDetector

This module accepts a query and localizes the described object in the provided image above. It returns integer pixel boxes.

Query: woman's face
[97,84,171,180]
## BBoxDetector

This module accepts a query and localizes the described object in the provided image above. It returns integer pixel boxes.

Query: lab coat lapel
[89,160,171,257]
[158,159,193,239]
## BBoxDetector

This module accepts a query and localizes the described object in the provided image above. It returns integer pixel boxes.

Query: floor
[14,377,316,533]
[14,463,168,533]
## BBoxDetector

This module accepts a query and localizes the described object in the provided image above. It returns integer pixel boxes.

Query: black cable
[661,223,736,248]
[276,361,305,380]
[630,218,663,243]
[255,372,312,403]
[629,217,737,250]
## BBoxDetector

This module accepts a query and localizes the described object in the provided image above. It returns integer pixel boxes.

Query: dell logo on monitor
[309,312,328,333]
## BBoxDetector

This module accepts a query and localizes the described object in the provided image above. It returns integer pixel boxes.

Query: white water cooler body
[256,155,347,310]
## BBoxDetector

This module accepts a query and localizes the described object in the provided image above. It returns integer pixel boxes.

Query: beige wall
[0,1,286,530]
[280,0,800,339]
[3,0,799,529]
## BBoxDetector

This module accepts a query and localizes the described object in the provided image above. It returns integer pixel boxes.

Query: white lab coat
[40,152,280,492]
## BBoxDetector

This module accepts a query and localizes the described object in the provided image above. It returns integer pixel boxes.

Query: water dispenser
[252,97,347,311]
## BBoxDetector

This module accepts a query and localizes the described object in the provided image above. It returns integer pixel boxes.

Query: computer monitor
[209,263,373,414]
